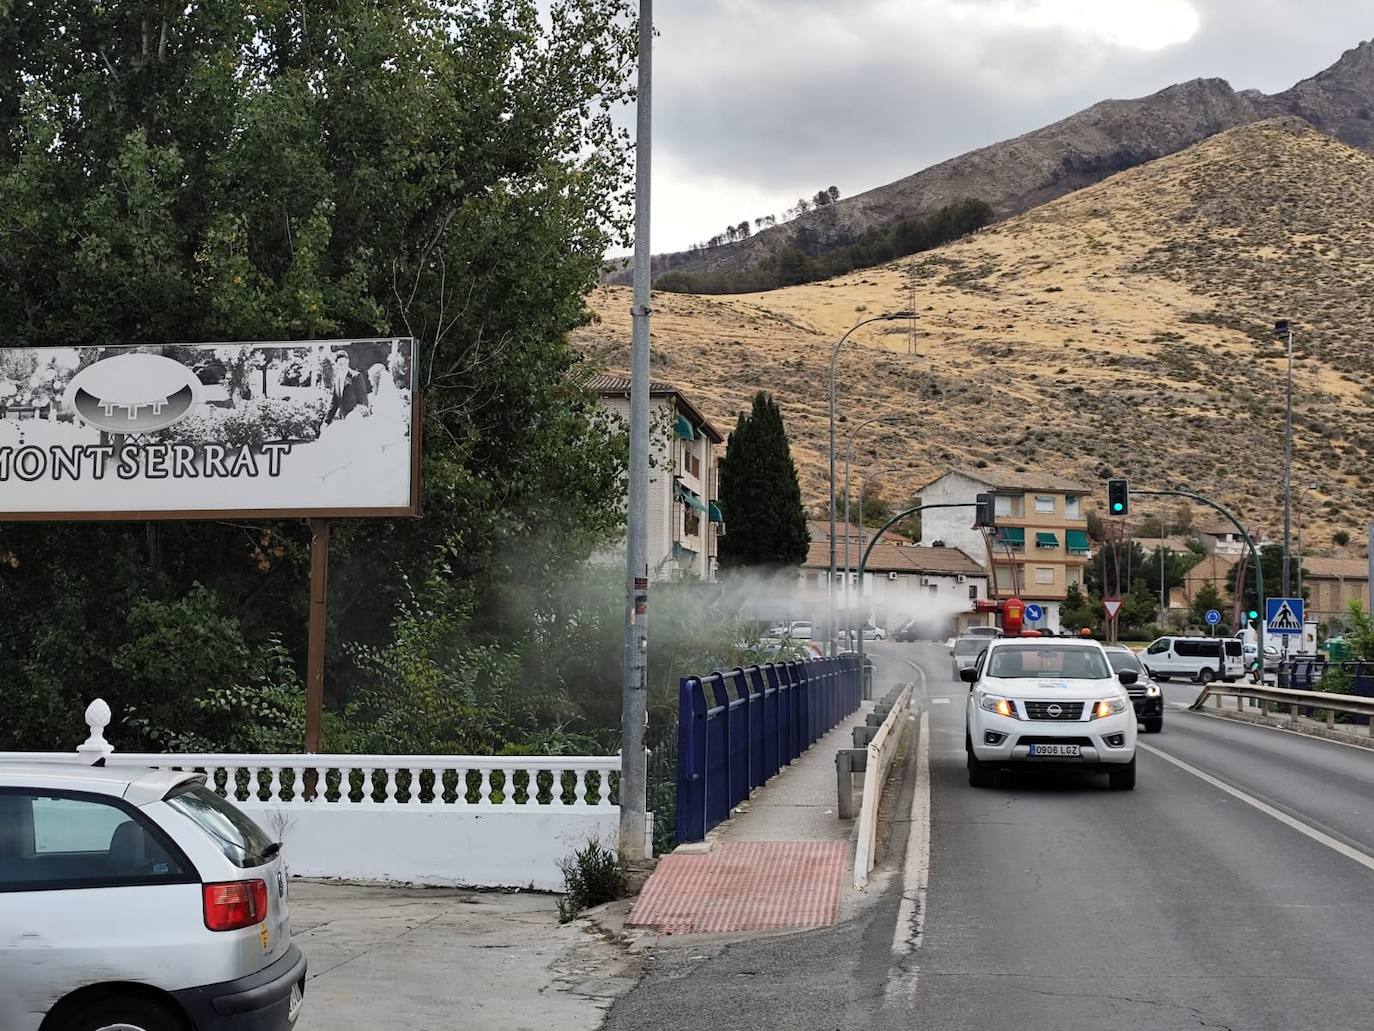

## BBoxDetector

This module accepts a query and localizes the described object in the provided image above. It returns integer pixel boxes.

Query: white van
[1142,636,1242,684]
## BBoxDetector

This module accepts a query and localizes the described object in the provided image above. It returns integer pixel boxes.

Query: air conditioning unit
[887,571,899,581]
[921,577,932,586]
[956,574,966,584]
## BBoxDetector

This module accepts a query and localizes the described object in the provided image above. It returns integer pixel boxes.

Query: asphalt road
[604,643,1374,1031]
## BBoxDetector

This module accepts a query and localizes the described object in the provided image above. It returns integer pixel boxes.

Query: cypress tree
[717,392,809,571]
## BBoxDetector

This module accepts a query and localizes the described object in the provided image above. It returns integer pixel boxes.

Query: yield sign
[1104,600,1122,619]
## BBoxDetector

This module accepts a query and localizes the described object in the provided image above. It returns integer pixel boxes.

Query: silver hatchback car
[0,763,305,1031]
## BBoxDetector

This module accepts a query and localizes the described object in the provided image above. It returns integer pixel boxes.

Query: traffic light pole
[1133,487,1264,680]
[855,501,983,666]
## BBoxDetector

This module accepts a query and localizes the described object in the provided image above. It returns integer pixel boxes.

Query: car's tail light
[203,879,269,931]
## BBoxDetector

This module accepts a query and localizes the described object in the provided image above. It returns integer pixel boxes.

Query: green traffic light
[1247,610,1258,620]
[1112,503,1123,512]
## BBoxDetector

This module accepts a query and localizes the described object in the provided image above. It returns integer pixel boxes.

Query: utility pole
[1277,319,1294,601]
[619,0,652,864]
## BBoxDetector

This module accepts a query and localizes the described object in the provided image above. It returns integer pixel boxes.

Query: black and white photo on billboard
[0,337,417,516]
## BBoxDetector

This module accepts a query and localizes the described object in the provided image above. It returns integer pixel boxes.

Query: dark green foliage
[0,0,638,751]
[1333,530,1351,546]
[1226,544,1308,614]
[717,393,809,572]
[1059,583,1102,635]
[655,199,995,294]
[1189,583,1228,633]
[557,838,626,922]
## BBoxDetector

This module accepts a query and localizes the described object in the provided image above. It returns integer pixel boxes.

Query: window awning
[998,527,1025,545]
[674,413,696,440]
[1035,532,1059,548]
[675,482,708,513]
[1066,529,1090,552]
[708,501,724,523]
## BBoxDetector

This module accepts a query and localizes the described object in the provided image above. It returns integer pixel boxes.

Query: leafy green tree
[1190,583,1228,632]
[859,481,893,527]
[0,0,638,749]
[718,392,809,572]
[1060,583,1102,635]
[1227,544,1307,615]
[1119,578,1161,637]
[1140,544,1199,598]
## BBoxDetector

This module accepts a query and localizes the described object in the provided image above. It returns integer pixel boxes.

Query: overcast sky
[636,0,1371,253]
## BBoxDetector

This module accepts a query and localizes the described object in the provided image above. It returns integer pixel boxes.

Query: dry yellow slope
[575,118,1374,554]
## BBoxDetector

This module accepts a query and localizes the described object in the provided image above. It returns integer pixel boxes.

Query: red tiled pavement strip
[627,841,847,935]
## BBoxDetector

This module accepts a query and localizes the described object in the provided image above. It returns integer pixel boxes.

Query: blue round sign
[1205,609,1221,626]
[1024,604,1044,623]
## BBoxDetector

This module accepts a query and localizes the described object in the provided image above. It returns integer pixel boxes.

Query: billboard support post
[305,518,331,756]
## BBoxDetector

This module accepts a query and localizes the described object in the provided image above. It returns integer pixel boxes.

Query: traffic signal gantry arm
[854,499,988,664]
[1127,485,1265,698]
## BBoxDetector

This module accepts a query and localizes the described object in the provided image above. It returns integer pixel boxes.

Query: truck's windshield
[987,645,1110,680]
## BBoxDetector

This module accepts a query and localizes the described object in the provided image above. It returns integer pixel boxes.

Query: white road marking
[1139,743,1374,874]
[930,698,951,705]
[1169,699,1374,753]
[886,700,931,1008]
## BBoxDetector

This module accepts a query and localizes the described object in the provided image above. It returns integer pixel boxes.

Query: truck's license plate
[1029,744,1081,757]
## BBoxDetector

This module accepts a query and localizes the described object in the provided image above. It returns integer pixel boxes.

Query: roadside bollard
[835,747,868,820]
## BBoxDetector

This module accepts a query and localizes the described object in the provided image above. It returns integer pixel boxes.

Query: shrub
[155,397,324,450]
[556,838,626,923]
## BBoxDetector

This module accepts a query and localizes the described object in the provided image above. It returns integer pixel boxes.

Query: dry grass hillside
[576,119,1374,556]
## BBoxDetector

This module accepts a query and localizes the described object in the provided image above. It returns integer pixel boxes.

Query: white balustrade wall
[0,700,634,891]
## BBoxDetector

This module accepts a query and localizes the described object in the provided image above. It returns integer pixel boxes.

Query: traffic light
[1247,608,1259,622]
[974,492,996,529]
[1107,478,1129,516]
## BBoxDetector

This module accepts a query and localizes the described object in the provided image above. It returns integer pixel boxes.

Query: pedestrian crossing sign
[1265,597,1304,636]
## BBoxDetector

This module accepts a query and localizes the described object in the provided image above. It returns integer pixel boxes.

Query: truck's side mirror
[1119,669,1138,686]
[959,667,978,684]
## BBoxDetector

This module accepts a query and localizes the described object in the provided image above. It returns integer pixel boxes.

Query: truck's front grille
[1024,701,1085,721]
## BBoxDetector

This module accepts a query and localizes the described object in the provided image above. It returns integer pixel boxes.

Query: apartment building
[917,468,1093,631]
[591,376,724,580]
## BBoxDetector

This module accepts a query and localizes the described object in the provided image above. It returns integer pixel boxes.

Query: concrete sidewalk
[627,652,914,935]
[291,882,641,1031]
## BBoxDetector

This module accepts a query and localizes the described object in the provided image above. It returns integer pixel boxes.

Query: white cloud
[947,0,1202,51]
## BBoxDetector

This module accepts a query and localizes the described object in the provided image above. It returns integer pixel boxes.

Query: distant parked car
[893,619,919,642]
[766,620,812,640]
[0,763,306,1031]
[841,621,886,642]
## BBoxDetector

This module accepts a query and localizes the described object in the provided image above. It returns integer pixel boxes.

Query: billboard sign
[0,338,420,520]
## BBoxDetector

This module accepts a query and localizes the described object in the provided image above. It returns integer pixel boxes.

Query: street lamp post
[1275,319,1294,601]
[843,413,905,642]
[828,312,913,654]
[1297,481,1318,604]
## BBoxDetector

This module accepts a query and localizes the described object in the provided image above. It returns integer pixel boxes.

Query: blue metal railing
[1281,659,1374,724]
[675,654,863,843]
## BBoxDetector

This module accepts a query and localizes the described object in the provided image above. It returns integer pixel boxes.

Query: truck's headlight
[978,694,1018,719]
[1146,684,1161,697]
[1093,697,1128,719]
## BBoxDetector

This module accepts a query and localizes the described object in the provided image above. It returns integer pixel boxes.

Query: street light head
[1273,318,1290,338]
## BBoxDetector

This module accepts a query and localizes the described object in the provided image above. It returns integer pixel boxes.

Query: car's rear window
[166,785,276,869]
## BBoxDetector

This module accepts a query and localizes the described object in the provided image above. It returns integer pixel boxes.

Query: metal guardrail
[853,684,913,889]
[1191,681,1374,734]
[675,655,864,843]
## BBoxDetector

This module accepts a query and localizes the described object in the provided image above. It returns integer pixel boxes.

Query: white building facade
[592,376,724,581]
